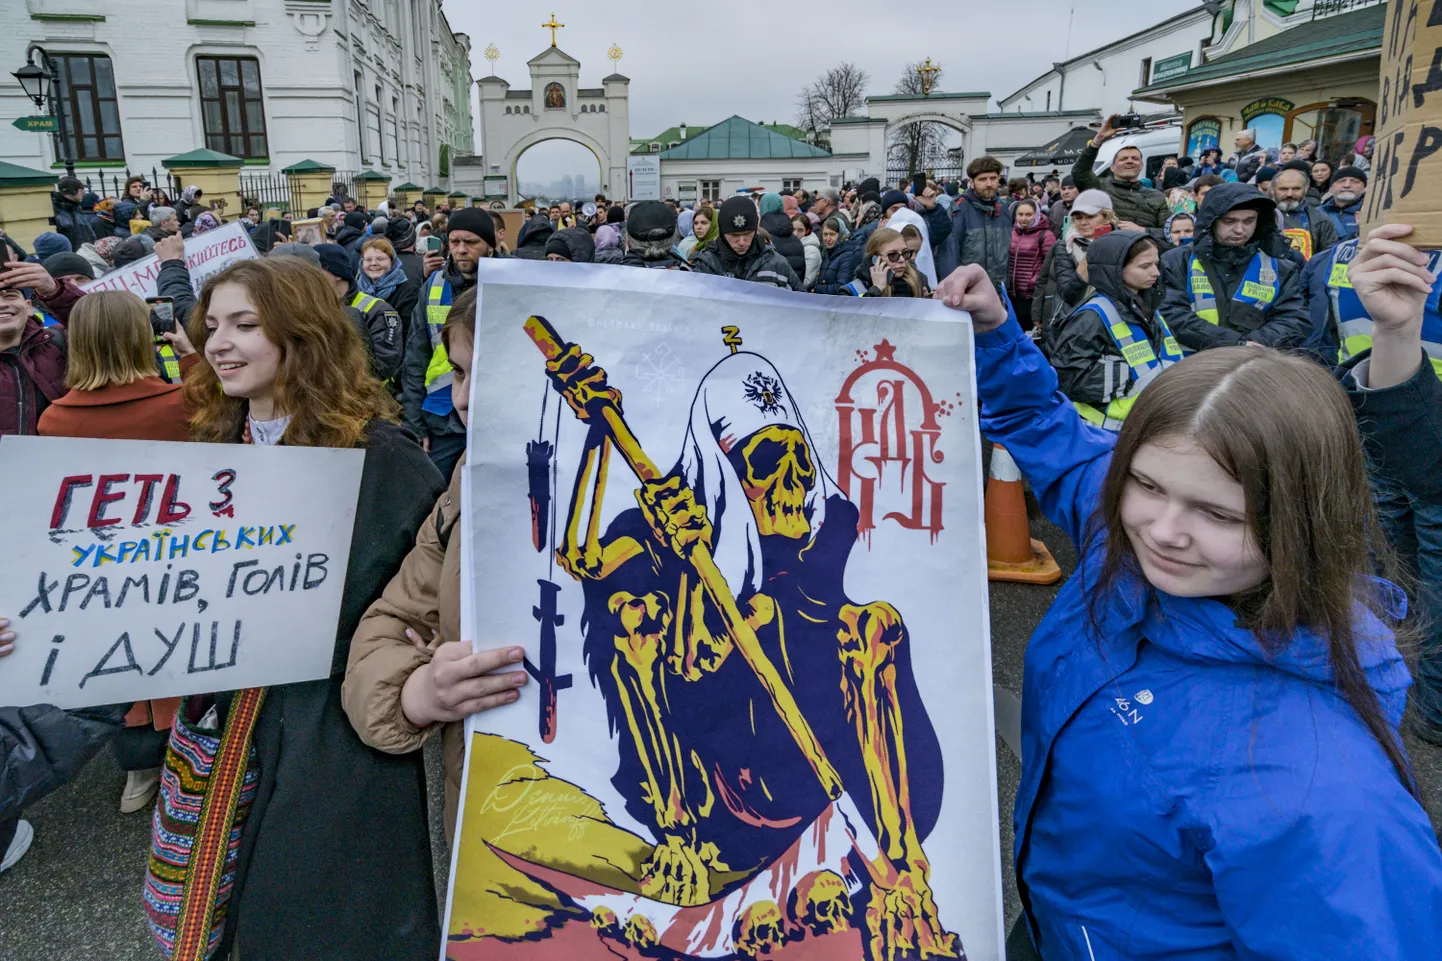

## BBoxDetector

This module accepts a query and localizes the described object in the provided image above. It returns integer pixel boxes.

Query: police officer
[313,243,403,383]
[1159,182,1310,351]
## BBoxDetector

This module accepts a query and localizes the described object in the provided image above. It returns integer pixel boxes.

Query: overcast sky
[445,0,1198,182]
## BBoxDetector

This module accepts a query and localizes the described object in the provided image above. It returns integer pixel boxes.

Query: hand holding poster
[77,220,257,300]
[443,262,1003,960]
[1361,0,1442,244]
[0,437,364,710]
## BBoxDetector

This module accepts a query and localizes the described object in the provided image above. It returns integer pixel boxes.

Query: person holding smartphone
[1070,114,1170,242]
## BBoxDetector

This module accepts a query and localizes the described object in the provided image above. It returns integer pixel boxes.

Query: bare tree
[796,63,870,149]
[886,61,952,179]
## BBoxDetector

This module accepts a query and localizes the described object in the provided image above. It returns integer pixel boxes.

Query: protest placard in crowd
[76,220,258,300]
[442,262,1004,961]
[1361,0,1442,244]
[0,436,364,710]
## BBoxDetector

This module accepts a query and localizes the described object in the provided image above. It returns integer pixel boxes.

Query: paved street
[2,518,1439,960]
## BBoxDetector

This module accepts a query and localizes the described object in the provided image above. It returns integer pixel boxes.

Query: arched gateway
[477,45,632,204]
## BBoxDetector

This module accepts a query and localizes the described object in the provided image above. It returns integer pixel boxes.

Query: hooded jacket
[975,314,1442,961]
[1071,141,1171,241]
[690,235,800,289]
[1160,182,1310,350]
[50,191,98,249]
[2,704,127,822]
[936,187,1012,288]
[813,224,868,295]
[550,226,596,263]
[1320,193,1364,242]
[759,211,806,279]
[1049,231,1172,408]
[511,217,555,261]
[0,308,68,436]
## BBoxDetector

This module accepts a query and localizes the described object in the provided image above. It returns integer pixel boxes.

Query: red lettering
[50,474,93,529]
[87,473,130,528]
[157,473,192,524]
[132,474,165,525]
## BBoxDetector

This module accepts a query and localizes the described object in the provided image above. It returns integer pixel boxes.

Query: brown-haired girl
[168,256,447,959]
[343,285,526,841]
[935,232,1442,959]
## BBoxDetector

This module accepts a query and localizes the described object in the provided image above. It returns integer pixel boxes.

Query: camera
[1112,113,1144,130]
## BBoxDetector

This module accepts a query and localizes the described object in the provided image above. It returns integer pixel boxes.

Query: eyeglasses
[881,249,915,264]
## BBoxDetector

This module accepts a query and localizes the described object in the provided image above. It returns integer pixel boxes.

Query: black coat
[216,420,446,960]
[1050,231,1170,407]
[690,238,801,289]
[511,218,554,261]
[1159,182,1310,351]
[760,211,806,279]
[1,703,126,822]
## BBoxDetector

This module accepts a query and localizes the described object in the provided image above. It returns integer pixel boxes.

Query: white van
[1092,124,1184,182]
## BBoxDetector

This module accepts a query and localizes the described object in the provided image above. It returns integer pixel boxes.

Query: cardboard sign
[443,262,1004,961]
[78,220,257,300]
[1361,0,1442,245]
[0,437,365,710]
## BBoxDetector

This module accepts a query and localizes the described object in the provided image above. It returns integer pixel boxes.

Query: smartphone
[145,297,175,339]
[424,235,444,254]
[912,172,928,196]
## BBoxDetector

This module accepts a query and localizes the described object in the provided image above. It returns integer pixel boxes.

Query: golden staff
[523,315,844,801]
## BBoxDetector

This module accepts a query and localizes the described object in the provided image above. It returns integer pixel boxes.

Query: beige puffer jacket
[342,455,465,838]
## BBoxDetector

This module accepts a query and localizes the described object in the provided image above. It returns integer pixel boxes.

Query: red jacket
[1008,215,1056,299]
[0,280,86,436]
[37,357,195,442]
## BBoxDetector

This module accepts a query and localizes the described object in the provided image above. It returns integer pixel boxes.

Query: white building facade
[0,0,473,189]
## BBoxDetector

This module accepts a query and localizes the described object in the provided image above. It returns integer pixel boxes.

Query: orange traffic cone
[985,443,1062,585]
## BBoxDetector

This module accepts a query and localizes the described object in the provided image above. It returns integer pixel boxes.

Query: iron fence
[238,171,291,212]
[77,167,183,206]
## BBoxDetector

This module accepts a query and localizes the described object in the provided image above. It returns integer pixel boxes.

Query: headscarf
[1166,187,1197,214]
[689,207,719,254]
[677,351,840,600]
[192,212,221,236]
[759,192,785,216]
[595,223,622,251]
[94,198,117,224]
[677,207,695,239]
[181,185,201,206]
[91,235,123,268]
[782,195,801,218]
[885,207,937,288]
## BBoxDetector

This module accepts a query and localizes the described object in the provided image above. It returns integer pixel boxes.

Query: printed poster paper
[0,437,364,709]
[445,261,1002,961]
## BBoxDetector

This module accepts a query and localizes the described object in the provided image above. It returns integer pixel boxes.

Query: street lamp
[11,62,45,107]
[12,44,75,177]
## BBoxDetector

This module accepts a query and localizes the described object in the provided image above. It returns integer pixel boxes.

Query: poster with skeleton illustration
[444,261,1002,961]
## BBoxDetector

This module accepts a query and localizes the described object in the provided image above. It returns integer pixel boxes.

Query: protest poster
[0,436,364,710]
[77,220,257,300]
[1360,0,1442,245]
[443,261,1003,961]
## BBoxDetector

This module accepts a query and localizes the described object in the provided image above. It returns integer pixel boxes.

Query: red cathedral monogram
[835,339,947,544]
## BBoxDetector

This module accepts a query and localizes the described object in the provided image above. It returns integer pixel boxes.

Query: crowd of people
[0,110,1439,960]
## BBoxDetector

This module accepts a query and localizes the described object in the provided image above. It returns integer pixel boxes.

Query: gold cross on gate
[918,57,940,96]
[542,13,565,46]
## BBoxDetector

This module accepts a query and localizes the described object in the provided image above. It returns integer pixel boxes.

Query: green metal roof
[659,116,831,160]
[393,182,422,191]
[422,186,446,195]
[281,158,336,174]
[162,148,243,168]
[0,160,56,186]
[353,169,390,182]
[631,124,710,154]
[1135,4,1383,96]
[866,91,990,102]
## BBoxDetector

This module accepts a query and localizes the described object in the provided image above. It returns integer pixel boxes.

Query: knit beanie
[717,196,758,234]
[42,252,96,280]
[544,233,573,260]
[33,232,72,260]
[606,204,626,224]
[1333,165,1368,185]
[447,207,497,248]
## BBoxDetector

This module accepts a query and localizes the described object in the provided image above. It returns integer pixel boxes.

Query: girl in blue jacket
[936,224,1442,959]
